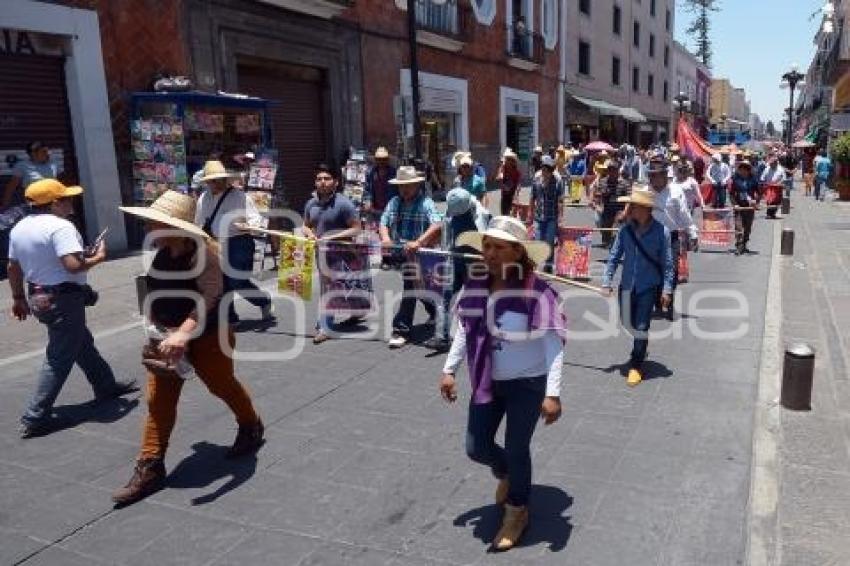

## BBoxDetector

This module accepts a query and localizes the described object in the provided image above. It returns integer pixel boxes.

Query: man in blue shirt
[813,149,833,201]
[302,164,362,344]
[380,166,443,349]
[454,154,488,207]
[602,187,674,387]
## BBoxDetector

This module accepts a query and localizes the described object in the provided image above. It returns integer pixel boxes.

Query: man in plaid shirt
[380,166,443,349]
[528,156,564,272]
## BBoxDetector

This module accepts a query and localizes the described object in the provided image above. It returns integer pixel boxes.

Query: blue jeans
[465,376,547,506]
[619,287,658,369]
[392,262,437,334]
[22,290,118,425]
[316,314,334,332]
[535,218,558,272]
[224,235,271,320]
[814,176,827,200]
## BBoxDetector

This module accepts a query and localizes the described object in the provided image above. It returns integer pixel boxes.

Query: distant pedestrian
[439,215,565,551]
[114,191,265,506]
[194,160,273,324]
[589,159,630,248]
[602,188,674,387]
[2,141,61,210]
[362,147,398,219]
[707,153,732,209]
[379,166,443,349]
[813,149,832,201]
[528,156,564,272]
[497,148,521,216]
[730,160,759,255]
[455,153,488,207]
[7,179,134,438]
[302,164,361,344]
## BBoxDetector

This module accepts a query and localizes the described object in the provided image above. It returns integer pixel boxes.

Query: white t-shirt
[8,214,86,285]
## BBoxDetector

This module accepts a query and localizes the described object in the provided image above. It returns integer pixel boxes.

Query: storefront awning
[619,107,647,123]
[571,95,623,116]
[569,94,647,123]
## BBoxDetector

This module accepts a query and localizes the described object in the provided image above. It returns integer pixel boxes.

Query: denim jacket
[603,219,674,294]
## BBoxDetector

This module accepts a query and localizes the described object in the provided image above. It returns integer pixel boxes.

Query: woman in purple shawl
[439,216,566,552]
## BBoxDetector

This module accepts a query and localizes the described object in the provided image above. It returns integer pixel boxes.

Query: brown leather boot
[493,503,529,551]
[112,458,166,506]
[226,418,265,459]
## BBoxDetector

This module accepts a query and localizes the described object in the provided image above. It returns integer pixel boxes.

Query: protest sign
[318,242,374,313]
[555,227,592,279]
[278,236,314,301]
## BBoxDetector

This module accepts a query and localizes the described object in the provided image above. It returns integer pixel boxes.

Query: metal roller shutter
[237,62,329,214]
[0,53,78,183]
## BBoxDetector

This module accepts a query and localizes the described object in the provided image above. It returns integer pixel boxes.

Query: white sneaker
[388,334,407,349]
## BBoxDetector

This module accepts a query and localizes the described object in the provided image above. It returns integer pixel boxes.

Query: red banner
[699,209,735,248]
[556,228,593,279]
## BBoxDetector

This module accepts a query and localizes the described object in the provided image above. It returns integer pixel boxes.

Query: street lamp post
[781,64,806,148]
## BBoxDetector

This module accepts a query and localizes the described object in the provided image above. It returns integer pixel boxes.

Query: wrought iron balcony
[821,21,850,85]
[506,25,544,66]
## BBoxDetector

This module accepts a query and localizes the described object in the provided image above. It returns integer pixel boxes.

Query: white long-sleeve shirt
[760,165,785,184]
[671,177,704,211]
[442,311,564,398]
[195,186,263,239]
[707,162,731,185]
[653,185,698,240]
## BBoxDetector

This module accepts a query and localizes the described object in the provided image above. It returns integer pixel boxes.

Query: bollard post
[781,196,791,215]
[781,344,815,410]
[781,228,794,256]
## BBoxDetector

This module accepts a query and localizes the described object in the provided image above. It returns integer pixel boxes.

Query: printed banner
[699,209,735,248]
[555,228,593,279]
[278,236,314,301]
[417,249,452,296]
[248,150,279,190]
[318,242,374,313]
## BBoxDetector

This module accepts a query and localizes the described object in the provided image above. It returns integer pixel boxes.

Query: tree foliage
[681,0,720,69]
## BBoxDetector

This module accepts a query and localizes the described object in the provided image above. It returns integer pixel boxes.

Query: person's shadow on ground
[43,396,139,436]
[453,485,573,552]
[603,360,673,381]
[166,441,258,505]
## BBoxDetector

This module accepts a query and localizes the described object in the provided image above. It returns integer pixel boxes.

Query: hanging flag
[699,209,735,248]
[278,236,314,301]
[318,241,374,314]
[556,227,593,279]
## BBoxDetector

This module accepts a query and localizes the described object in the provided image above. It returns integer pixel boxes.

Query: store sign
[420,87,462,114]
[0,29,65,56]
[831,112,850,132]
[506,97,535,118]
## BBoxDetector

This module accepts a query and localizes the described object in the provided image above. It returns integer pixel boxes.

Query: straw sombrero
[617,187,657,208]
[388,165,425,185]
[197,160,238,183]
[119,190,208,239]
[456,216,551,267]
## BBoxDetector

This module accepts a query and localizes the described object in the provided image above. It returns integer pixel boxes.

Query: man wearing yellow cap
[7,179,135,438]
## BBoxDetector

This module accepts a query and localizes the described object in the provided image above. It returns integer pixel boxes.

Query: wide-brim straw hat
[374,146,390,159]
[502,147,518,161]
[617,187,657,208]
[119,190,208,239]
[388,165,425,185]
[456,216,551,267]
[198,160,238,183]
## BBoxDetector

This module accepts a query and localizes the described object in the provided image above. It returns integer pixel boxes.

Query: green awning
[570,95,647,123]
[619,107,647,123]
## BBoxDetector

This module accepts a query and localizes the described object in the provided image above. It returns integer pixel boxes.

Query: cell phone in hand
[85,227,109,257]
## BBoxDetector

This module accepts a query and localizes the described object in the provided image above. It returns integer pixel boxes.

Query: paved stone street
[1,204,774,565]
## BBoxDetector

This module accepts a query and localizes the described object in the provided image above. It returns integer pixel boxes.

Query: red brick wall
[52,0,191,202]
[343,0,561,173]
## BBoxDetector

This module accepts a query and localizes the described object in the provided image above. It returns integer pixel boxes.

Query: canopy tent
[675,118,715,161]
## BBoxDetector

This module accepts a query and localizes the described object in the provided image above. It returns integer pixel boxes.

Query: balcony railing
[415,0,471,41]
[506,25,544,65]
[822,21,849,84]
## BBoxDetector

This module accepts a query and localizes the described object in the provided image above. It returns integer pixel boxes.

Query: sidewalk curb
[746,221,783,566]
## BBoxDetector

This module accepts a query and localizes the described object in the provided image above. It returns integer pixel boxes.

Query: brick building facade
[344,0,563,184]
